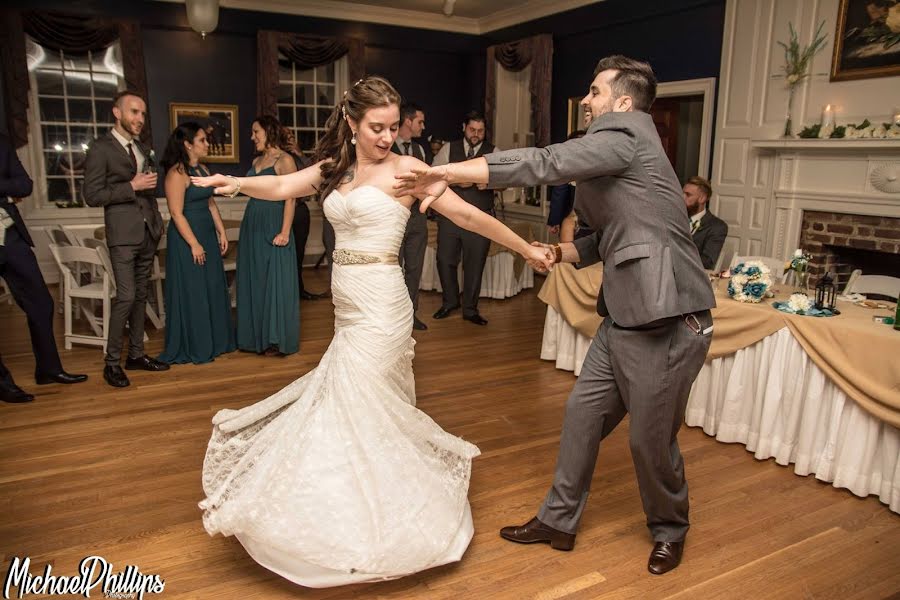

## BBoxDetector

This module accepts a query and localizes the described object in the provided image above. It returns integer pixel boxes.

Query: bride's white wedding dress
[199,185,480,588]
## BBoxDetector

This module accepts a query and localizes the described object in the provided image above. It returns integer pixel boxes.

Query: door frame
[656,77,716,179]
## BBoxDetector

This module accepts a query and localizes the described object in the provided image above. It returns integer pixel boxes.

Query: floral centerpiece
[773,292,836,317]
[784,248,812,293]
[778,21,827,137]
[798,119,900,139]
[727,261,773,303]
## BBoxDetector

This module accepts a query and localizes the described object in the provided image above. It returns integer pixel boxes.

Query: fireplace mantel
[752,138,900,151]
[758,138,900,262]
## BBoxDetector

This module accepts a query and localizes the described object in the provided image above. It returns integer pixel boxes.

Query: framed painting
[168,103,239,162]
[830,0,900,81]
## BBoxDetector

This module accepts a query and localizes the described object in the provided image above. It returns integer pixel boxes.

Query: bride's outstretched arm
[191,160,326,201]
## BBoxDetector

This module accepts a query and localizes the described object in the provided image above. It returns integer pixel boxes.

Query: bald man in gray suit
[396,55,715,575]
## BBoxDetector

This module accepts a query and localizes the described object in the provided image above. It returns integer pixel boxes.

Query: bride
[191,76,552,588]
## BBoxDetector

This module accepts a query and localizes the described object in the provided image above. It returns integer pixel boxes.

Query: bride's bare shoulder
[390,153,427,174]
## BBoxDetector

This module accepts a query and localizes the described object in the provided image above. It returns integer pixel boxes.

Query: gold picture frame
[168,103,240,163]
[830,0,900,81]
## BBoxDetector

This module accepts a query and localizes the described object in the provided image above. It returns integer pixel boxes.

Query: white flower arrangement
[787,293,813,313]
[727,261,773,303]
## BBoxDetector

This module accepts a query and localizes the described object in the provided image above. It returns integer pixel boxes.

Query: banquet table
[538,263,900,513]
[419,219,535,299]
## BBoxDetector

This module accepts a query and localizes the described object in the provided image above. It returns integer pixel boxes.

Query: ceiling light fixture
[185,0,220,39]
[442,0,456,17]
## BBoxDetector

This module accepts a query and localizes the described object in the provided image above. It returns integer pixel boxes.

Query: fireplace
[798,211,900,289]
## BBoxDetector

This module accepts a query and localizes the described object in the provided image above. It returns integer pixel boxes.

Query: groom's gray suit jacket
[486,111,715,327]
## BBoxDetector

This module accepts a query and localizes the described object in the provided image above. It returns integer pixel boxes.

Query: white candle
[893,106,900,126]
[822,104,835,128]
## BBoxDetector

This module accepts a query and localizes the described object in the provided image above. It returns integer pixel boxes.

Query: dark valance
[485,34,553,147]
[0,10,151,147]
[257,30,366,118]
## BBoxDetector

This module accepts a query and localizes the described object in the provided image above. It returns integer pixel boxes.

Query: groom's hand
[393,165,450,212]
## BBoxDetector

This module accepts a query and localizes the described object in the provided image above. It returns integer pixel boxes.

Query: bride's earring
[350,131,357,145]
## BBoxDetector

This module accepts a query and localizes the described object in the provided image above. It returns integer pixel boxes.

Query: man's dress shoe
[648,541,684,575]
[499,517,575,551]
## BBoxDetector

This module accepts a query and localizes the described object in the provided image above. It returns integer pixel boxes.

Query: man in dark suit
[391,102,429,330]
[83,91,169,388]
[683,176,728,270]
[0,135,87,403]
[546,130,586,237]
[398,56,716,574]
[430,110,497,326]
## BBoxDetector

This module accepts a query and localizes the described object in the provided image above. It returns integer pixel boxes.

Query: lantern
[815,271,840,314]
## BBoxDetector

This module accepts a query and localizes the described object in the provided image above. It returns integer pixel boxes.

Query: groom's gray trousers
[537,310,712,542]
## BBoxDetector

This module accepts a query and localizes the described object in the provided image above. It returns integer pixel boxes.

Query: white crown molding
[478,0,603,33]
[156,0,604,35]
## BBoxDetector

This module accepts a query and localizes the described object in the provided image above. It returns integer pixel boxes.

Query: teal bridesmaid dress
[235,165,300,354]
[159,166,236,364]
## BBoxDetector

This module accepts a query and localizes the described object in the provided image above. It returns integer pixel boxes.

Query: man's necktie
[466,146,475,159]
[691,219,700,234]
[127,142,137,171]
[402,141,411,156]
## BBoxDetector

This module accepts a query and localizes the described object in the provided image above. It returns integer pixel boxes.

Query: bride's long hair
[314,75,401,199]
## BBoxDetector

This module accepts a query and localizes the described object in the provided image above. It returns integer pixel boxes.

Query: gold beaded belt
[332,248,399,266]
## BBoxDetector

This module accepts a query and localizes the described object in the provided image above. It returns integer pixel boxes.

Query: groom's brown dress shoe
[499,517,575,551]
[647,540,684,575]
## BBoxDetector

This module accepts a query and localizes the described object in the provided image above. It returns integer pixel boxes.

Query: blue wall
[485,0,726,143]
[5,0,726,168]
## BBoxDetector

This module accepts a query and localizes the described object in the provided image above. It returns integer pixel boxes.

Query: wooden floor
[1,270,898,600]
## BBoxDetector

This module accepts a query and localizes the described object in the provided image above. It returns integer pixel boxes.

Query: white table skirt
[540,306,900,513]
[419,246,534,300]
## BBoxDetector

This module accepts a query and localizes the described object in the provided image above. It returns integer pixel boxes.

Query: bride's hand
[191,173,236,196]
[524,244,554,273]
[393,166,449,212]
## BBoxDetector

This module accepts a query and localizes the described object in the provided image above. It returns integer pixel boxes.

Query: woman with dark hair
[235,116,300,356]
[157,122,235,364]
[192,76,551,587]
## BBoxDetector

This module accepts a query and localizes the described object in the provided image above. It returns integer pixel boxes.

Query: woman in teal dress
[235,116,299,356]
[158,122,235,364]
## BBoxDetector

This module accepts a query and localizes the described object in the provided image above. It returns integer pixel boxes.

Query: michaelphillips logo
[3,556,165,599]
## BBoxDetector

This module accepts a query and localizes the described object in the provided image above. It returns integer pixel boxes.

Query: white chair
[149,234,167,327]
[45,226,74,312]
[729,255,785,280]
[843,269,900,300]
[0,278,12,305]
[223,227,240,307]
[48,243,115,351]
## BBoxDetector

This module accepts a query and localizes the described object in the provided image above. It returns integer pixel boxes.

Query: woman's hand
[217,230,229,255]
[191,243,207,265]
[524,243,554,273]
[191,173,236,196]
[272,232,290,247]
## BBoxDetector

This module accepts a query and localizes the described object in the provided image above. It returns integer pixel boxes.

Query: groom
[396,55,716,575]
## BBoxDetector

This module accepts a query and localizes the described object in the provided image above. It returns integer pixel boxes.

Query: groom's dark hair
[594,55,657,112]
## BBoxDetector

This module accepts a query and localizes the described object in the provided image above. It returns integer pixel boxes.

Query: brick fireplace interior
[798,211,900,291]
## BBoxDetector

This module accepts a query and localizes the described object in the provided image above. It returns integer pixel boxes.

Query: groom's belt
[332,248,399,266]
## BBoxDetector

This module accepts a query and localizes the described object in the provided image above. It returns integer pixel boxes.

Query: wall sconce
[186,0,219,39]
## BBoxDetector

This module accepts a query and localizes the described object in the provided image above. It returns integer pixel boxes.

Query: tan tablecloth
[426,219,535,278]
[538,265,900,428]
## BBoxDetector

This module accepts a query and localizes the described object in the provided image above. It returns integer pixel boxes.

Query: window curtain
[257,30,365,117]
[484,34,553,147]
[0,10,151,147]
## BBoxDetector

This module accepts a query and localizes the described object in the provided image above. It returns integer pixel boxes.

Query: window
[26,36,124,207]
[276,55,348,157]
